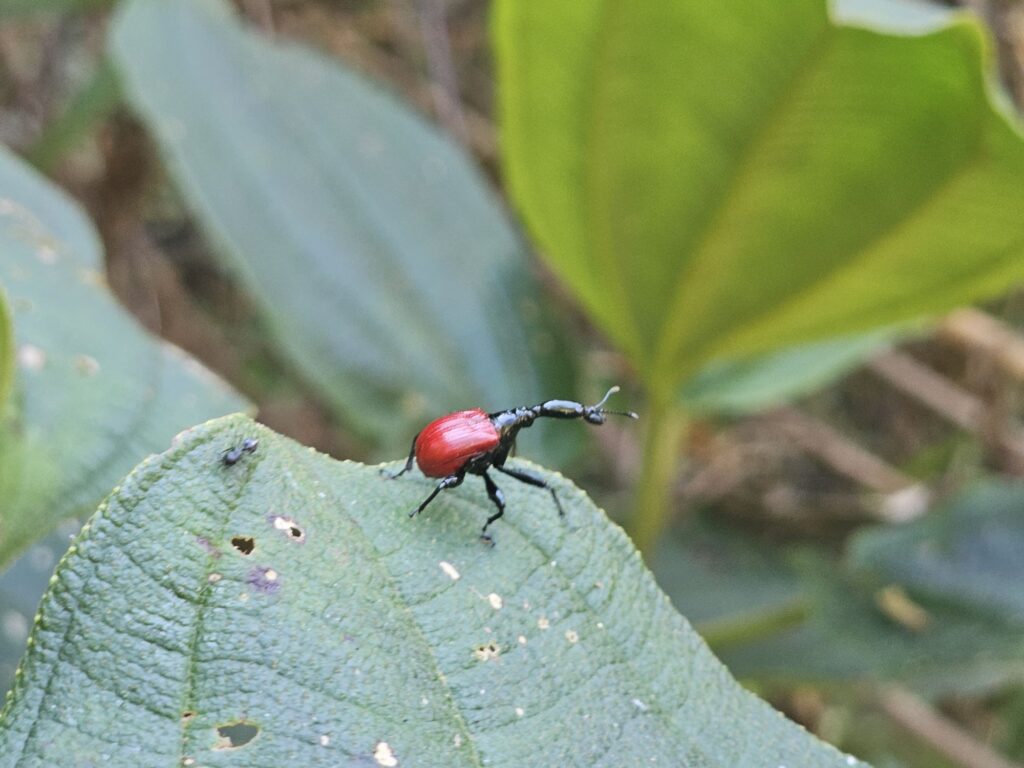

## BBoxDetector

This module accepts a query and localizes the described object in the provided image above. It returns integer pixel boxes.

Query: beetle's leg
[495,464,564,517]
[480,471,506,543]
[411,472,464,518]
[382,432,420,479]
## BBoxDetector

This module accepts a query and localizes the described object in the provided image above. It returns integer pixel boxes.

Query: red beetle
[383,387,637,541]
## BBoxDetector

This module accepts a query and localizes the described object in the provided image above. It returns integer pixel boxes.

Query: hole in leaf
[214,721,260,749]
[473,642,501,662]
[180,710,195,722]
[231,536,255,556]
[270,515,305,543]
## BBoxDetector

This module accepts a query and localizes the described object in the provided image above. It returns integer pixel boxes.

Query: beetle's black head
[583,386,639,424]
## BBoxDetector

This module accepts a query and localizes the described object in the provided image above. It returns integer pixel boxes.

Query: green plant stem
[696,599,812,652]
[626,394,687,556]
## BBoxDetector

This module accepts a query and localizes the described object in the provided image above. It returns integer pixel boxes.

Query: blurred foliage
[108,0,574,457]
[495,0,1024,550]
[656,483,1024,697]
[850,480,1024,625]
[496,0,1024,390]
[27,59,120,173]
[680,328,898,417]
[0,145,249,566]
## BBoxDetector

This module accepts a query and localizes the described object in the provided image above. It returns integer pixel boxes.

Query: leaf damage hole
[180,710,195,723]
[214,721,260,750]
[271,515,305,543]
[231,536,256,556]
[473,642,501,662]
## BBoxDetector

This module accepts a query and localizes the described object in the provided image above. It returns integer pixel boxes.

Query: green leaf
[0,414,868,767]
[850,480,1024,627]
[110,0,570,451]
[495,0,1024,396]
[0,144,249,566]
[655,509,1024,696]
[680,329,894,416]
[652,514,809,651]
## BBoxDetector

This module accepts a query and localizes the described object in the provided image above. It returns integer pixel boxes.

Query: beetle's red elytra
[382,386,638,543]
[414,408,500,478]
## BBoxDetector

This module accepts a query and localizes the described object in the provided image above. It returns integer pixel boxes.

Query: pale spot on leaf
[17,344,45,371]
[439,561,460,580]
[374,741,398,766]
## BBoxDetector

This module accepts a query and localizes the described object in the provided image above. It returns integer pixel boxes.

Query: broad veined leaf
[0,414,868,767]
[0,144,249,566]
[110,0,571,452]
[850,480,1024,627]
[495,0,1024,395]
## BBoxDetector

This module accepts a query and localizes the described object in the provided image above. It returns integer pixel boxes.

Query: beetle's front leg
[411,472,464,518]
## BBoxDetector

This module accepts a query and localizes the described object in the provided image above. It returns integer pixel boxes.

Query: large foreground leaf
[495,0,1024,395]
[0,414,866,767]
[0,144,248,566]
[110,0,569,450]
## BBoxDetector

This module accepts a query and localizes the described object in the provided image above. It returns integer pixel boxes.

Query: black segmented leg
[411,473,464,518]
[481,471,506,541]
[383,432,419,479]
[495,464,564,517]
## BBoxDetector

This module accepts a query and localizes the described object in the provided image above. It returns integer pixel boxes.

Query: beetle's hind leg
[495,464,564,517]
[411,472,464,518]
[382,432,420,479]
[480,471,506,544]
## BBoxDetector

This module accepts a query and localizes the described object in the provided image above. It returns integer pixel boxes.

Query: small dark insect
[383,387,638,542]
[222,437,259,466]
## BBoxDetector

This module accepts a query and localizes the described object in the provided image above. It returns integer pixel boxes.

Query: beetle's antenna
[591,385,640,419]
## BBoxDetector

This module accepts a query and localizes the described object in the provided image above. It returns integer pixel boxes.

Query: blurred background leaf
[496,0,1024,391]
[850,480,1024,627]
[109,0,574,457]
[680,329,898,417]
[495,0,1024,551]
[0,144,249,567]
[656,493,1024,698]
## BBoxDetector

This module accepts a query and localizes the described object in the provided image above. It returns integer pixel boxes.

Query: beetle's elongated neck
[532,399,587,420]
[489,406,539,440]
